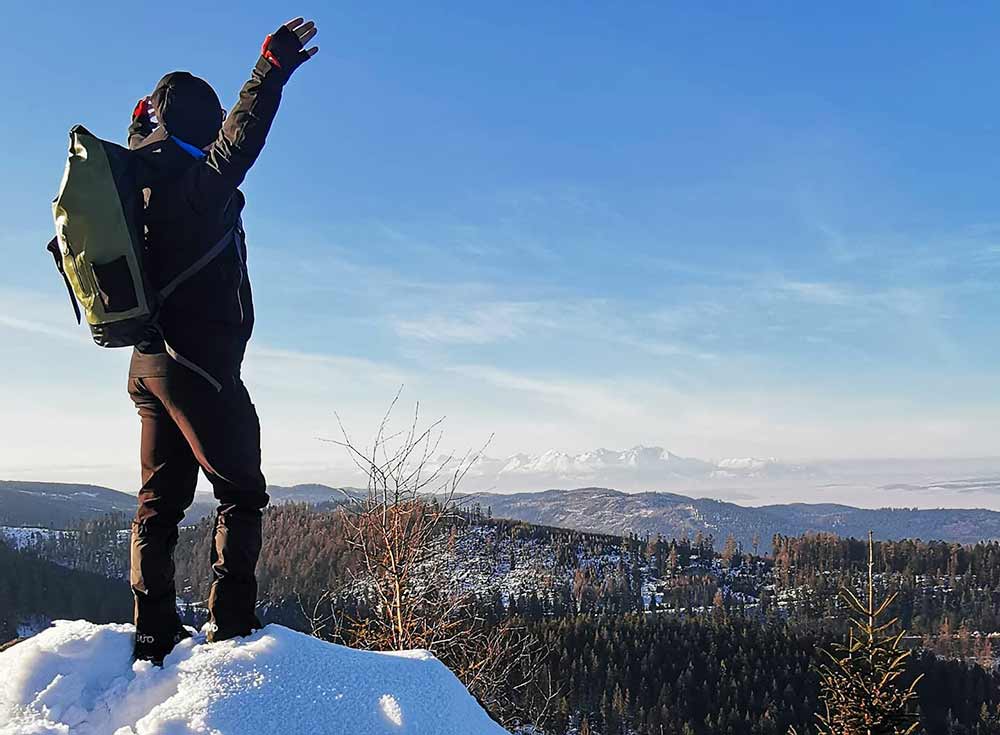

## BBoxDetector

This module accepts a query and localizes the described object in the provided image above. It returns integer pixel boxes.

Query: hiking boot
[133,625,193,666]
[204,615,262,644]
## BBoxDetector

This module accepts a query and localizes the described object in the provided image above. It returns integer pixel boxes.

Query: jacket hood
[151,71,223,148]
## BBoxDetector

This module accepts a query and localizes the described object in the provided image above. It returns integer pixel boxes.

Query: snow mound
[0,620,509,735]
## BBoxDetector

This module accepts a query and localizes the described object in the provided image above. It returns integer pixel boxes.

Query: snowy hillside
[0,482,137,528]
[0,527,72,551]
[0,620,508,735]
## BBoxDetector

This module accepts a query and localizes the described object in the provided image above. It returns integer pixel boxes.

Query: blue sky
[3,2,1000,491]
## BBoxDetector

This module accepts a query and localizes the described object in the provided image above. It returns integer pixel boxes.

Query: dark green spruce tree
[796,531,923,735]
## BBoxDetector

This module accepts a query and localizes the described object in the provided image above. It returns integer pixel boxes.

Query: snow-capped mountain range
[443,450,1000,508]
[442,445,809,491]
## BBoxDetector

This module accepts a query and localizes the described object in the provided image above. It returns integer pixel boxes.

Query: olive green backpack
[47,125,156,346]
[48,125,234,349]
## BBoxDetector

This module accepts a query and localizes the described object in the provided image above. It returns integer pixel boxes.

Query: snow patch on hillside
[0,620,508,735]
[0,527,72,551]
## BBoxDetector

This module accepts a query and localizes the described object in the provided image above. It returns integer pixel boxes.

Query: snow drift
[0,620,509,735]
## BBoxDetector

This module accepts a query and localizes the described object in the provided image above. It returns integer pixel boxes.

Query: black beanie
[151,71,223,148]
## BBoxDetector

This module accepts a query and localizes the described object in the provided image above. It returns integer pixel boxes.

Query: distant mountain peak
[440,445,801,490]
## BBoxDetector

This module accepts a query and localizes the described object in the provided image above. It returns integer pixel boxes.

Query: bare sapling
[324,392,558,726]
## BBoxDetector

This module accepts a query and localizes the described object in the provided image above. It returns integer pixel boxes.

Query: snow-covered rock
[0,620,508,735]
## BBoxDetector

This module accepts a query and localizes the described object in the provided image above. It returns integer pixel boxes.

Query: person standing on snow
[124,18,319,664]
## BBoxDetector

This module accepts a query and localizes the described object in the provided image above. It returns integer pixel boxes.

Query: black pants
[128,362,268,641]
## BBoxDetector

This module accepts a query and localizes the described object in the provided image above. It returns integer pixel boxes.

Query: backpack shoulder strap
[158,224,238,302]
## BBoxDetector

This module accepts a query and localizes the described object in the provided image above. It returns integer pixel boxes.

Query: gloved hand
[260,18,319,77]
[132,98,149,122]
[129,96,156,143]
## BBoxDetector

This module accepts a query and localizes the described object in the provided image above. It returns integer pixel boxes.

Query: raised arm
[191,18,320,208]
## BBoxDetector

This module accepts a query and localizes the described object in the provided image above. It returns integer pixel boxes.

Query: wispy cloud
[447,363,660,420]
[768,278,853,306]
[0,315,88,343]
[251,345,405,376]
[393,302,552,344]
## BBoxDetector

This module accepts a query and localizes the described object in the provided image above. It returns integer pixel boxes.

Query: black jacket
[128,56,288,389]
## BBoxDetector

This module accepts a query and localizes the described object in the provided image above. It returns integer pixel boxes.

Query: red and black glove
[132,97,152,123]
[128,96,156,145]
[259,18,319,78]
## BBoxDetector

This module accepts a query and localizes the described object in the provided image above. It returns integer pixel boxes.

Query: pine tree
[805,531,923,735]
[722,534,739,569]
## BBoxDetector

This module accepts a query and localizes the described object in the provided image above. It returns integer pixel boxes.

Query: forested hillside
[476,488,1000,550]
[3,505,999,734]
[527,615,1000,735]
[0,538,132,642]
[0,481,137,527]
